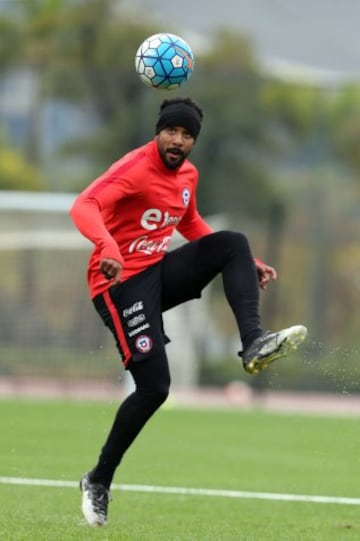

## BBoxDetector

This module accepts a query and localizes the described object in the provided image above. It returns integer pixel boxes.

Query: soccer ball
[135,33,194,90]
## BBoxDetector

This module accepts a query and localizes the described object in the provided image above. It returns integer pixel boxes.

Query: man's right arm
[69,196,124,275]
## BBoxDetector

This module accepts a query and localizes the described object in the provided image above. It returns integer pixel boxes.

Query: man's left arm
[177,209,213,240]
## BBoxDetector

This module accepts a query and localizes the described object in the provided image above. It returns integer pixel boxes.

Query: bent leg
[162,230,262,347]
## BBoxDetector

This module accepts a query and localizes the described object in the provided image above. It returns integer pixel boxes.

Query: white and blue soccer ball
[135,33,194,90]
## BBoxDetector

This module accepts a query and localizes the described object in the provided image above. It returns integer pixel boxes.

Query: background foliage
[1,0,360,391]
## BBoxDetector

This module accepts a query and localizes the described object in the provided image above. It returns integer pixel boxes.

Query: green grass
[0,399,359,540]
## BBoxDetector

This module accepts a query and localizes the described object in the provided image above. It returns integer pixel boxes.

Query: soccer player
[70,96,307,526]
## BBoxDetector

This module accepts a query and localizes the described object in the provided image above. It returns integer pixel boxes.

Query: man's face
[156,126,196,170]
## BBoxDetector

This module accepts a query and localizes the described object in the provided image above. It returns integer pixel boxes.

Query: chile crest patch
[182,188,190,206]
[135,334,153,353]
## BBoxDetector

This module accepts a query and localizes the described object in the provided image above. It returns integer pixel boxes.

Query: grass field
[0,398,359,540]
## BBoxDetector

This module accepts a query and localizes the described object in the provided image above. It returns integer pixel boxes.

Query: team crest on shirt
[135,334,153,353]
[182,188,190,207]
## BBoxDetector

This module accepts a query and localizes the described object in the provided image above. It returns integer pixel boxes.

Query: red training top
[70,139,213,298]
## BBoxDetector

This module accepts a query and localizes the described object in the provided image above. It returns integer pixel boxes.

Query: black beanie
[155,102,202,139]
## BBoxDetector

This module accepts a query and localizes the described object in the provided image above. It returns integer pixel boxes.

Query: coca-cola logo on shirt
[129,235,172,255]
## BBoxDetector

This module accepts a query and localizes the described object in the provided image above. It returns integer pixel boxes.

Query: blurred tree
[0,145,43,190]
[0,1,286,219]
[3,1,360,207]
[259,80,360,168]
[330,85,360,177]
[174,30,287,218]
[257,80,360,350]
[10,0,162,162]
[2,0,360,387]
[0,14,21,71]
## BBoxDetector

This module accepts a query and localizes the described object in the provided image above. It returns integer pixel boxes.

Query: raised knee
[213,230,250,253]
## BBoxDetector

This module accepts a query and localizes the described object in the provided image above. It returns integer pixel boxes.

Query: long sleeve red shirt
[70,138,213,298]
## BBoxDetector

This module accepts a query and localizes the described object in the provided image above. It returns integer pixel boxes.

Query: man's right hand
[100,258,123,284]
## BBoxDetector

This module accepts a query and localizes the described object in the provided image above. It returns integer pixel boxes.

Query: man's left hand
[254,258,277,290]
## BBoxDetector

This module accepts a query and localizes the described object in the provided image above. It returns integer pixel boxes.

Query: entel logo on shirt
[141,208,182,231]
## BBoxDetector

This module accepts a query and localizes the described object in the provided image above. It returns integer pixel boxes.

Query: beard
[160,146,186,170]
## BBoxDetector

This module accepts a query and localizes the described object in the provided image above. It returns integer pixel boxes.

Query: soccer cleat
[241,325,308,375]
[80,473,111,527]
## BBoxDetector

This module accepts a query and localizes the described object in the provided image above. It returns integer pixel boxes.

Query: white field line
[0,476,359,506]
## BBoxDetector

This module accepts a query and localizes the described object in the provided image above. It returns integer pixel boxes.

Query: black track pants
[90,231,262,487]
